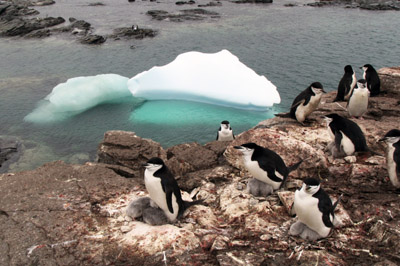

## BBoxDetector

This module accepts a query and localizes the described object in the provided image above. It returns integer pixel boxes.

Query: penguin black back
[326,113,368,152]
[335,65,355,102]
[242,142,289,182]
[289,82,324,120]
[362,64,380,96]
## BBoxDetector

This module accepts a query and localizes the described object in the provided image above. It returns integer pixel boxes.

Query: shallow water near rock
[0,0,399,171]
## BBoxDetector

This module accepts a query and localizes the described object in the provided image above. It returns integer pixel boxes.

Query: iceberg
[127,50,280,110]
[25,74,131,123]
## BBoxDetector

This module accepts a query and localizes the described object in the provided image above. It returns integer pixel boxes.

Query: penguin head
[361,64,374,72]
[380,129,400,144]
[344,65,354,74]
[310,82,325,95]
[143,157,165,173]
[356,79,367,88]
[301,178,321,195]
[234,142,259,156]
[323,113,340,126]
[221,120,230,129]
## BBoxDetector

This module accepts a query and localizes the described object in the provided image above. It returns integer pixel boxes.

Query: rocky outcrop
[147,8,220,22]
[108,27,157,40]
[0,136,20,171]
[306,0,400,10]
[1,66,400,265]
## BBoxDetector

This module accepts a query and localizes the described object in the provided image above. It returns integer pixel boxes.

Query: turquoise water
[1,0,400,171]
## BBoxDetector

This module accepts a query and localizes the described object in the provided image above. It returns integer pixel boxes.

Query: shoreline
[0,67,399,265]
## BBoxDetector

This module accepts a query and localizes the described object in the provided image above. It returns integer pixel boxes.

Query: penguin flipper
[334,131,343,154]
[165,188,174,214]
[394,143,400,175]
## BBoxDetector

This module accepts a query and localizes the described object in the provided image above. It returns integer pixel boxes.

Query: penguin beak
[379,137,387,142]
[142,163,150,168]
[234,146,243,150]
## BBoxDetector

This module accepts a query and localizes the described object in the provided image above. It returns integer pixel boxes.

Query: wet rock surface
[1,67,400,265]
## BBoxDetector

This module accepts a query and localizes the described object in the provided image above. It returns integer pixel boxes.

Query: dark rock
[232,0,273,3]
[97,130,167,172]
[88,2,105,6]
[0,16,65,37]
[166,142,218,175]
[79,34,106,44]
[30,0,55,6]
[108,26,157,40]
[147,8,220,22]
[0,137,19,171]
[198,1,222,7]
[176,0,196,5]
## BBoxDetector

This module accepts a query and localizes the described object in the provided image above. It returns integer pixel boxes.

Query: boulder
[97,130,166,177]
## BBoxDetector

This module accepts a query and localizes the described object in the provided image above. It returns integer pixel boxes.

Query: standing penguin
[289,82,325,125]
[334,65,357,102]
[379,129,400,188]
[143,157,201,223]
[361,64,380,96]
[216,120,235,141]
[324,113,368,158]
[289,178,340,241]
[347,79,369,118]
[234,143,302,196]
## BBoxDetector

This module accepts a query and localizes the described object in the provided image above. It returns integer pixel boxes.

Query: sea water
[1,0,399,172]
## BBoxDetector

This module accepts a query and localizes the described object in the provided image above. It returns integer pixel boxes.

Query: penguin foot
[142,206,170,225]
[247,178,274,197]
[289,221,306,236]
[299,226,324,241]
[126,197,151,219]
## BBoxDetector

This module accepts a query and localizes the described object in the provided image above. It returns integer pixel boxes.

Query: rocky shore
[1,0,398,45]
[1,67,399,265]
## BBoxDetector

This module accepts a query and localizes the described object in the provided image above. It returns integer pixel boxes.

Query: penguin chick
[361,64,380,96]
[290,82,325,125]
[126,196,152,219]
[234,143,302,196]
[379,129,400,188]
[216,120,235,141]
[290,178,339,240]
[334,65,357,102]
[247,178,274,197]
[143,207,170,225]
[143,157,202,223]
[324,113,368,158]
[347,79,369,118]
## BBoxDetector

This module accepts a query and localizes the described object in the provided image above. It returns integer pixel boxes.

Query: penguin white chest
[295,94,322,123]
[144,171,179,221]
[348,89,368,117]
[339,131,355,156]
[294,190,330,237]
[386,144,400,187]
[243,156,281,190]
[218,128,234,141]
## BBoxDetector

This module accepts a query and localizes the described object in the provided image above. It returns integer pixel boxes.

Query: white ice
[25,74,131,123]
[127,50,280,110]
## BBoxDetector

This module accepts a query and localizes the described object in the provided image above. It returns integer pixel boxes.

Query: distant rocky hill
[1,66,399,265]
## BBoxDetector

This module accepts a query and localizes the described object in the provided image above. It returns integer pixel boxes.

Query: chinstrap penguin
[234,143,302,196]
[361,64,380,96]
[347,79,369,118]
[142,157,202,224]
[324,113,368,158]
[379,129,400,188]
[289,82,325,125]
[216,120,235,141]
[334,65,357,102]
[290,178,340,241]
